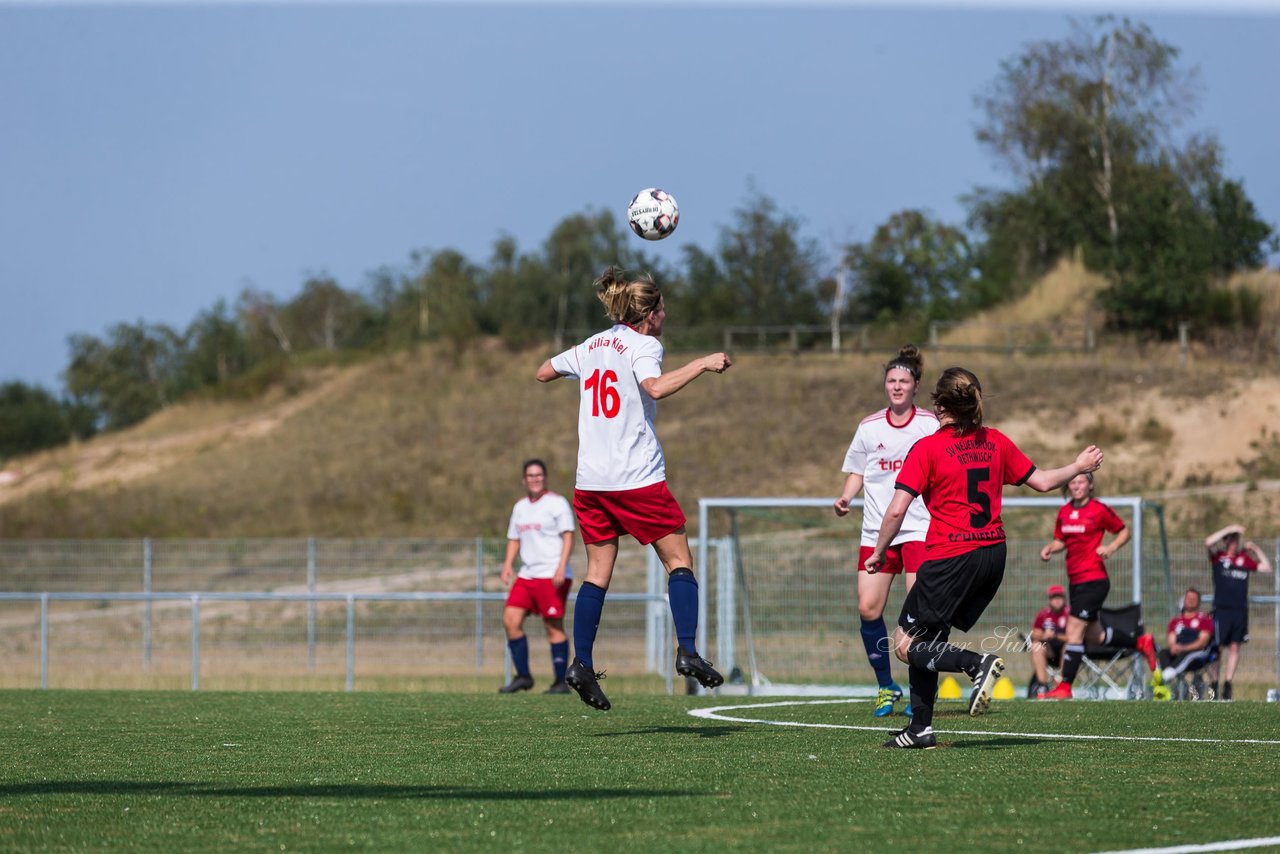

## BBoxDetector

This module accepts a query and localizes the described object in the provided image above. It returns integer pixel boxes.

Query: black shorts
[1041,638,1065,664]
[898,542,1006,637]
[1215,609,1249,646]
[1068,579,1110,621]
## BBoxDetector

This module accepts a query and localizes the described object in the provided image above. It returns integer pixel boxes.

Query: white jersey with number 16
[550,324,666,492]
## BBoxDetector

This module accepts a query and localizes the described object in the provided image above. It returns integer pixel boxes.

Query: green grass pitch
[2,689,1278,852]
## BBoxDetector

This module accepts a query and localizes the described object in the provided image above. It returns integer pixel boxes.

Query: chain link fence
[0,538,672,693]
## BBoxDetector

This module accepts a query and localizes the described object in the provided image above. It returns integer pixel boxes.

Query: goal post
[696,495,1152,695]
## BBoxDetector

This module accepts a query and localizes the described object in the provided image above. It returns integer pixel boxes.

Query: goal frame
[696,495,1146,694]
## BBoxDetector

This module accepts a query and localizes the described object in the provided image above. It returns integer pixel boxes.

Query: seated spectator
[1158,588,1215,693]
[1027,584,1068,697]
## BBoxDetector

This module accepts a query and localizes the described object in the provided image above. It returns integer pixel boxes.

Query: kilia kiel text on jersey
[587,336,629,355]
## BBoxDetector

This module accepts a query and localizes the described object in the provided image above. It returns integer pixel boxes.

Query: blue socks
[573,582,607,669]
[507,635,530,677]
[550,640,569,682]
[860,617,894,688]
[668,568,700,656]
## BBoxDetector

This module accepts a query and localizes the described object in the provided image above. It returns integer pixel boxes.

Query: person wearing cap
[1027,585,1068,697]
[1204,524,1273,700]
[1037,472,1161,700]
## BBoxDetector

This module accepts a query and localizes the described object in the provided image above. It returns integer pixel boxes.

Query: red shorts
[573,482,687,546]
[858,542,926,576]
[505,577,572,619]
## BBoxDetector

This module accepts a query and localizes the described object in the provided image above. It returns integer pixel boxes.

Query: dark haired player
[866,366,1104,749]
[1205,524,1273,700]
[498,459,575,695]
[834,343,938,718]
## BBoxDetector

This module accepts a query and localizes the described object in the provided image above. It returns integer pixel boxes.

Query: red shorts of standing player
[857,542,926,576]
[505,576,573,620]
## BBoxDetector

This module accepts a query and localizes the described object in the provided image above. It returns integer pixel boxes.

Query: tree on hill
[64,322,186,431]
[0,381,95,462]
[842,209,979,328]
[973,16,1276,336]
[680,190,826,328]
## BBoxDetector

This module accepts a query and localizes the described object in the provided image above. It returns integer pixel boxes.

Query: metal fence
[0,538,675,693]
[3,527,1276,695]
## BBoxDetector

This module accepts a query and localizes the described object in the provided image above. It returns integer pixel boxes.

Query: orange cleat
[1038,681,1074,700]
[1136,633,1159,672]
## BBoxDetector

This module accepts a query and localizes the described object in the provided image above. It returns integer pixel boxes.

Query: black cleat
[498,674,534,694]
[676,647,724,689]
[882,726,937,749]
[544,681,571,695]
[565,658,611,711]
[969,654,1005,717]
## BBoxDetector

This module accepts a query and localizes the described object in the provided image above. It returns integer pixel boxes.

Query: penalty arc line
[687,698,1280,746]
[1092,837,1280,853]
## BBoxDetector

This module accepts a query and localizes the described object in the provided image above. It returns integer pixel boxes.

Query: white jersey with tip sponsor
[842,406,938,547]
[550,324,666,491]
[507,492,575,580]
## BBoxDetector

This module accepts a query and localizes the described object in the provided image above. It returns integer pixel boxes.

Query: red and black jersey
[1166,612,1213,646]
[894,425,1036,560]
[1052,499,1126,585]
[1210,550,1260,611]
[1033,606,1067,635]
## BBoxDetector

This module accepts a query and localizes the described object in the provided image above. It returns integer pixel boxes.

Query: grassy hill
[3,264,1279,540]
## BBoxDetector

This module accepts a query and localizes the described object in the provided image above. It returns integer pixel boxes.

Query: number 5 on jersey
[585,369,620,418]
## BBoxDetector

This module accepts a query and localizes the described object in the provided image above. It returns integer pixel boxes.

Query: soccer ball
[626,188,679,240]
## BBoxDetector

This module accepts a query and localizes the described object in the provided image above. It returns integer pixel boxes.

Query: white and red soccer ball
[626,188,679,240]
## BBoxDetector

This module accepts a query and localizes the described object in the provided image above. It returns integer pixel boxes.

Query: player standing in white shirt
[833,344,938,718]
[498,458,576,695]
[537,266,731,711]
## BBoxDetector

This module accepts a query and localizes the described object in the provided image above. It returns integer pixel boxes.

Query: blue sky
[1,1,1277,390]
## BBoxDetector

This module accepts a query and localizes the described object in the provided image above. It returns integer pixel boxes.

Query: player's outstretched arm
[641,352,731,400]
[1024,445,1103,493]
[536,359,566,383]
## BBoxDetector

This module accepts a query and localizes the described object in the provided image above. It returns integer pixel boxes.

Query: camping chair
[1166,644,1218,701]
[1074,603,1149,700]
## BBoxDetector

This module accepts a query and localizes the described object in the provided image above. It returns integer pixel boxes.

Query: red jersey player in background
[537,267,730,712]
[1037,472,1160,700]
[834,343,938,718]
[1157,587,1215,696]
[1204,524,1272,700]
[867,367,1103,749]
[1027,584,1068,697]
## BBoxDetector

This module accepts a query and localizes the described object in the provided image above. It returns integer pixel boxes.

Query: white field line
[687,698,1280,746]
[1093,837,1280,854]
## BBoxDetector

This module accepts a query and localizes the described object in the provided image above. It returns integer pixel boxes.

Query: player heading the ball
[537,266,730,711]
